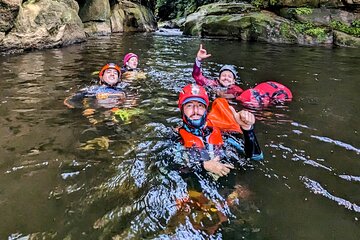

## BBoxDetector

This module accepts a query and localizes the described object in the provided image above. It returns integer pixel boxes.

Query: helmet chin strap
[183,111,207,135]
[100,77,118,87]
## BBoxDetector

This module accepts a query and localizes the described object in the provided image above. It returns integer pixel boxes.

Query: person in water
[64,63,126,109]
[121,52,146,80]
[174,84,263,177]
[192,44,244,99]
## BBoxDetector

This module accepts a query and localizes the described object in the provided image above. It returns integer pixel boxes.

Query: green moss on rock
[294,7,313,15]
[330,20,360,37]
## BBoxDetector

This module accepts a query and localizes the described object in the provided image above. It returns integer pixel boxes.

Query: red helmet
[178,84,209,109]
[123,53,138,66]
[99,63,121,79]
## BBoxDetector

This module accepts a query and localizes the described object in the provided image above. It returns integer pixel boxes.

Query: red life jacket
[236,88,270,108]
[254,81,292,101]
[236,81,292,108]
[179,126,223,148]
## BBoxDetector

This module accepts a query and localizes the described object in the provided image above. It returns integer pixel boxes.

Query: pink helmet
[123,53,138,66]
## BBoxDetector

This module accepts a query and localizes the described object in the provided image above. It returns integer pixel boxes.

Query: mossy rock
[330,20,360,37]
[201,15,252,38]
[289,7,358,27]
[183,2,256,36]
[333,30,360,47]
[196,2,256,16]
[269,0,345,8]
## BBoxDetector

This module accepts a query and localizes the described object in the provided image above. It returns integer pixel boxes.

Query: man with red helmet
[176,84,263,177]
[98,63,121,86]
[64,63,126,109]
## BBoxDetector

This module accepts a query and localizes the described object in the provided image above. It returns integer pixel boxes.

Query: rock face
[0,0,21,32]
[183,2,360,47]
[0,0,86,53]
[333,30,360,47]
[111,0,157,33]
[0,0,157,53]
[77,0,157,36]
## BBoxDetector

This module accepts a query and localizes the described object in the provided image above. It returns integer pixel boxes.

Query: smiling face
[183,100,207,120]
[102,69,119,86]
[219,70,235,87]
[126,57,138,69]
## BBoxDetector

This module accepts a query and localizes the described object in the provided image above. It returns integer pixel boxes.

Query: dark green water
[0,32,359,239]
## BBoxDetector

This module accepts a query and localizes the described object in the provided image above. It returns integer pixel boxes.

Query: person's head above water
[219,65,238,87]
[196,44,239,87]
[123,53,138,69]
[178,84,209,129]
[99,63,121,86]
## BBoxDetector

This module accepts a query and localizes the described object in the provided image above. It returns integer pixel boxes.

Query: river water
[0,32,359,239]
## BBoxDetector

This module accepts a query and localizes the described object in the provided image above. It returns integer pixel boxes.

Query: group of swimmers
[63,44,295,233]
[63,53,145,109]
[62,43,296,179]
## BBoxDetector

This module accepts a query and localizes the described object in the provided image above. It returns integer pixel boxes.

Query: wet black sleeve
[241,127,263,161]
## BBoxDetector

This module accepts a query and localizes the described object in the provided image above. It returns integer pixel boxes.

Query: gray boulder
[1,0,86,53]
[0,0,21,32]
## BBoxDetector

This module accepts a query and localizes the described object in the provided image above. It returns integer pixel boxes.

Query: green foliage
[280,22,291,38]
[352,20,360,28]
[269,0,278,5]
[330,20,360,37]
[294,7,313,15]
[305,27,327,40]
[293,22,312,33]
[251,0,265,8]
[294,22,328,41]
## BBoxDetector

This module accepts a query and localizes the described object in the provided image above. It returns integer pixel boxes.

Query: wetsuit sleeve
[192,58,218,87]
[226,85,244,97]
[241,127,263,161]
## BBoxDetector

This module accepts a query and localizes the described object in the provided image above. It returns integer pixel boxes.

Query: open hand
[197,44,212,61]
[229,106,255,130]
[203,156,234,177]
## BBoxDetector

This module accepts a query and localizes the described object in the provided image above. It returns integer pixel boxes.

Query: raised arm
[192,44,218,87]
[196,44,211,61]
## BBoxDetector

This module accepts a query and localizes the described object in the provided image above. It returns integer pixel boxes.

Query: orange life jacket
[179,126,223,148]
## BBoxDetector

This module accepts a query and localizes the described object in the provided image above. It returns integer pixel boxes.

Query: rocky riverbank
[181,1,360,47]
[0,0,157,54]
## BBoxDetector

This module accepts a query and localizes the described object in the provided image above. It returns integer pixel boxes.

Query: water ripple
[338,175,360,182]
[311,135,360,154]
[301,176,360,213]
